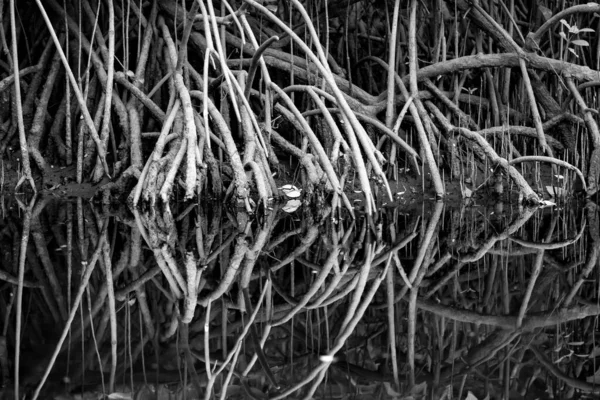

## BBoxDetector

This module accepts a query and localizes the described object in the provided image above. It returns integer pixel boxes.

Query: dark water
[0,195,599,399]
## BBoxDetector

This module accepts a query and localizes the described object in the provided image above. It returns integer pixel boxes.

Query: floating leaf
[282,199,301,213]
[539,199,556,207]
[278,184,302,198]
[319,354,335,362]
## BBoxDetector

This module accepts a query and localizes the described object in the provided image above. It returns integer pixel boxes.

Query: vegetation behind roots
[2,0,600,212]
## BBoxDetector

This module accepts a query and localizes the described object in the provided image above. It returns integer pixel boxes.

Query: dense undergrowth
[4,1,600,398]
[1,0,600,213]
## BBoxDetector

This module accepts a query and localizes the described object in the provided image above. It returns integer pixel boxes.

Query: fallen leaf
[539,199,556,207]
[282,199,301,213]
[278,184,302,198]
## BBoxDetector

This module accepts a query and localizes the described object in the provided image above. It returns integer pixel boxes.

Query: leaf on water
[319,354,335,362]
[539,199,556,207]
[284,189,302,198]
[546,186,567,197]
[282,199,301,213]
[278,184,302,198]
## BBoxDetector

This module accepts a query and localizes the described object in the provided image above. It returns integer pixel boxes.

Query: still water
[0,195,598,399]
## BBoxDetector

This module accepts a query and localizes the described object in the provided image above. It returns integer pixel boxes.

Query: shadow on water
[1,196,599,399]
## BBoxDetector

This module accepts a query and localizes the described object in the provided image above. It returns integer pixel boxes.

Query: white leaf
[284,189,302,198]
[554,174,564,180]
[571,39,589,46]
[108,393,132,399]
[319,354,335,362]
[282,199,301,213]
[560,19,571,29]
[539,199,556,207]
[568,48,579,57]
[559,31,568,40]
[463,187,472,198]
[578,28,595,33]
[278,184,302,198]
[278,184,296,191]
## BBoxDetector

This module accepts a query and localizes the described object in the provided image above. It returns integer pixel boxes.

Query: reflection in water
[0,196,599,399]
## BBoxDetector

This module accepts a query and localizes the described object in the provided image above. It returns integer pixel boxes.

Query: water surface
[0,196,597,399]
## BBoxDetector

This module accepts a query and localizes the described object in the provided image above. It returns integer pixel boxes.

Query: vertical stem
[14,197,34,400]
[94,0,116,180]
[34,0,111,178]
[408,0,444,197]
[10,0,36,192]
[385,0,400,129]
[102,239,117,393]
